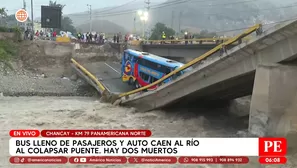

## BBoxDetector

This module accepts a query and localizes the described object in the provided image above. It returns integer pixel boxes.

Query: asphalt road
[81,62,134,93]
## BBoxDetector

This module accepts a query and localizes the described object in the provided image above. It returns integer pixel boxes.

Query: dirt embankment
[0,40,123,97]
[18,40,74,77]
[73,42,123,63]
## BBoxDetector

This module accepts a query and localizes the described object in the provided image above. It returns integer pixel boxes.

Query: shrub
[0,40,18,73]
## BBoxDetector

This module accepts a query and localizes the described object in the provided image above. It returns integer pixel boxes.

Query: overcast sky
[3,0,295,18]
[3,0,166,17]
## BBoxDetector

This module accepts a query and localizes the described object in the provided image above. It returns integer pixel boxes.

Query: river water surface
[0,97,295,168]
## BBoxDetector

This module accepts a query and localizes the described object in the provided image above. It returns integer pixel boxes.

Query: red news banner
[9,130,288,165]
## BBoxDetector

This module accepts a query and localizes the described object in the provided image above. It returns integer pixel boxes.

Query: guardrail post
[256,24,263,36]
[238,38,242,44]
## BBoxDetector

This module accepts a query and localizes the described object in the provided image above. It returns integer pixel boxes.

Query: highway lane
[81,62,134,93]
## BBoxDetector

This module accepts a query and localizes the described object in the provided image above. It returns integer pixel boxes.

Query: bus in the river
[121,49,192,90]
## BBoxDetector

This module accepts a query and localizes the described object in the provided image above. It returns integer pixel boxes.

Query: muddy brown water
[0,97,295,168]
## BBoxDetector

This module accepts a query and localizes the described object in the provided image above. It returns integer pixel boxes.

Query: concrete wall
[43,41,74,57]
[0,32,15,40]
[249,64,297,150]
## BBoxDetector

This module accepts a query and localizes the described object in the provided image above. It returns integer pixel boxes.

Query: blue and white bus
[121,49,192,90]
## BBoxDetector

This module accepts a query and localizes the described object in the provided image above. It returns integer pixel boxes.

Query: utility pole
[171,11,174,29]
[31,0,34,33]
[144,0,150,40]
[145,0,150,11]
[87,4,92,32]
[178,11,182,35]
[133,16,136,34]
[23,0,27,29]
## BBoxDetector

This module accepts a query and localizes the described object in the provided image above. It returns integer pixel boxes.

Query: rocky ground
[0,68,96,97]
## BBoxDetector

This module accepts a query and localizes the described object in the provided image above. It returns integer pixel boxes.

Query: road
[81,61,134,93]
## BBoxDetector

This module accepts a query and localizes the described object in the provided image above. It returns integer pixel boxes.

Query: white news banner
[9,138,259,156]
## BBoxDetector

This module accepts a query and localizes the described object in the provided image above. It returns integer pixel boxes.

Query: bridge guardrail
[138,36,252,45]
[70,58,108,94]
[118,24,262,99]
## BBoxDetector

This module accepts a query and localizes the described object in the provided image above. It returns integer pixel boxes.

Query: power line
[69,0,255,18]
[70,1,297,20]
[68,0,211,17]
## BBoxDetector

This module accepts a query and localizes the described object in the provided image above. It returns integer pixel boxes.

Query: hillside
[68,0,295,34]
[150,0,277,33]
[68,0,159,34]
[76,20,127,33]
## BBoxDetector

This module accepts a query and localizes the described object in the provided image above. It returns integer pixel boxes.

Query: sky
[3,0,295,19]
[3,0,166,18]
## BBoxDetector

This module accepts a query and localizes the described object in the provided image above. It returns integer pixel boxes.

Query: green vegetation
[180,29,217,38]
[0,7,19,72]
[193,30,217,39]
[149,22,175,40]
[0,26,23,41]
[49,0,76,33]
[0,7,7,17]
[0,40,18,73]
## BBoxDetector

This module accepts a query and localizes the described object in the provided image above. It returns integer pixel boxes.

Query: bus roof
[125,49,184,68]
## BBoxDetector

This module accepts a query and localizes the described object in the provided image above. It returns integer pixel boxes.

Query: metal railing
[139,36,252,45]
[70,58,107,93]
[119,24,262,98]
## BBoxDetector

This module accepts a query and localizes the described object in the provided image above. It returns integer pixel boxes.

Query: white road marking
[104,63,120,74]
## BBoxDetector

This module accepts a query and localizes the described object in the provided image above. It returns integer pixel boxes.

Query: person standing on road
[162,31,166,44]
[86,32,89,42]
[52,31,57,41]
[94,33,98,43]
[89,33,93,43]
[24,29,29,40]
[184,32,188,45]
[77,32,81,41]
[113,34,116,43]
[116,33,120,43]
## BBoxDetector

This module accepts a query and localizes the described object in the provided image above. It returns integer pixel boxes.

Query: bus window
[165,68,171,74]
[133,56,138,63]
[139,59,146,66]
[150,76,158,83]
[140,72,149,82]
[123,52,130,62]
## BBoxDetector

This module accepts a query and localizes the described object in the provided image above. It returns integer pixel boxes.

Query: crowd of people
[24,29,58,40]
[76,32,135,44]
[23,29,138,44]
[161,31,195,44]
[76,32,106,43]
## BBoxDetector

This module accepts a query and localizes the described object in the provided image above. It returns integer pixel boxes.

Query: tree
[149,22,175,40]
[61,17,76,33]
[0,8,7,17]
[48,1,76,33]
[49,0,65,12]
[0,7,7,26]
[193,30,217,38]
